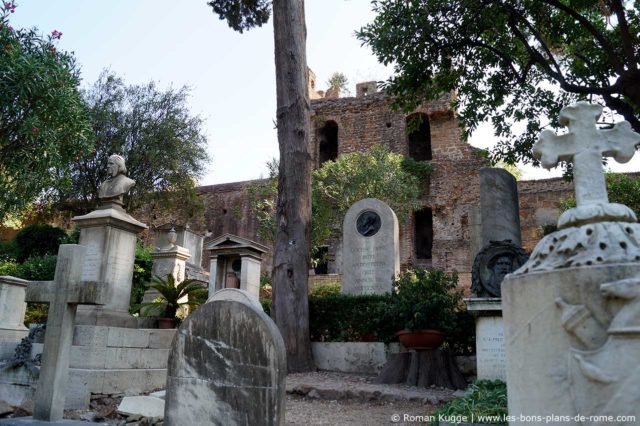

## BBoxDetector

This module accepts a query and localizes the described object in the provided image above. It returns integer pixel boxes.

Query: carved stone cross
[25,245,107,422]
[533,102,640,228]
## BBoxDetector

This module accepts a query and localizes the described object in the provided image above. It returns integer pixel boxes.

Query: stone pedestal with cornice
[503,102,640,424]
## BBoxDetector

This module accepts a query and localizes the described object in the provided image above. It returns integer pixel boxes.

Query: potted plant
[140,274,208,329]
[390,269,464,349]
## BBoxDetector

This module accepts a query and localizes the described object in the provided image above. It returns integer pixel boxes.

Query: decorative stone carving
[533,101,639,229]
[98,154,135,206]
[503,102,640,423]
[471,240,528,297]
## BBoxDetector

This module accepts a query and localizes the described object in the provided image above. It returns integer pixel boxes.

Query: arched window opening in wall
[415,208,433,259]
[318,121,338,166]
[407,113,432,161]
[313,245,329,275]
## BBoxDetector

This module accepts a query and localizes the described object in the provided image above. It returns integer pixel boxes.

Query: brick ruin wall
[120,91,578,293]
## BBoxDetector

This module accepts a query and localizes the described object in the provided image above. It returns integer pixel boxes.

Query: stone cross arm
[533,102,640,222]
[26,280,108,305]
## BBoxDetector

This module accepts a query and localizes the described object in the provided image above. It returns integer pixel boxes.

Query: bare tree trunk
[271,0,314,373]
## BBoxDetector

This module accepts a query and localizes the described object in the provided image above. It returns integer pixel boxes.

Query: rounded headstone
[206,288,263,311]
[164,297,286,426]
[342,198,399,294]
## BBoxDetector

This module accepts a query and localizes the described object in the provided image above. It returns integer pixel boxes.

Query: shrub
[13,224,69,262]
[260,298,272,315]
[129,243,153,313]
[0,260,19,276]
[24,303,48,326]
[308,281,341,297]
[16,255,57,280]
[391,269,464,333]
[431,380,507,425]
[309,293,394,342]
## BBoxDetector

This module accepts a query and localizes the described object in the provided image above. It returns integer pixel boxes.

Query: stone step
[285,371,459,405]
[31,343,170,370]
[70,325,175,349]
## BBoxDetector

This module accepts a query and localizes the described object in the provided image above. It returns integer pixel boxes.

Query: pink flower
[51,30,62,40]
[4,2,16,13]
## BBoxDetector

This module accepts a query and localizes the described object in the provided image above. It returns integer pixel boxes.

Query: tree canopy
[0,2,91,222]
[249,145,432,259]
[58,71,209,220]
[358,0,640,167]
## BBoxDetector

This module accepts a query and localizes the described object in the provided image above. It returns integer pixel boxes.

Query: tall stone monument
[503,102,640,424]
[466,168,528,380]
[342,198,399,294]
[72,155,147,327]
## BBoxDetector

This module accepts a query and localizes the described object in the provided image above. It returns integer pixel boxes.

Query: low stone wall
[311,342,477,377]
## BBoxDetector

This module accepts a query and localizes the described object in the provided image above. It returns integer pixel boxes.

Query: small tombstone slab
[342,198,399,294]
[164,289,286,426]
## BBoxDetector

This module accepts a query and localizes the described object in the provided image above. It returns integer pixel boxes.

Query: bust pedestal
[72,203,147,327]
[465,297,505,381]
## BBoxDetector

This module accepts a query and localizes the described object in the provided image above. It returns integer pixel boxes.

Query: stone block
[117,396,165,418]
[72,326,109,347]
[311,342,389,374]
[147,330,176,349]
[106,328,150,348]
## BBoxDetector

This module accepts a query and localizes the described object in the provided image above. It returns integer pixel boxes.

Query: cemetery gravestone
[503,102,640,423]
[164,289,286,426]
[342,198,399,294]
[0,245,107,424]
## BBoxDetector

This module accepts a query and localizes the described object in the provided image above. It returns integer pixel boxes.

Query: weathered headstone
[164,289,286,426]
[467,169,528,380]
[342,198,399,294]
[503,102,640,423]
[4,245,107,423]
[0,276,28,359]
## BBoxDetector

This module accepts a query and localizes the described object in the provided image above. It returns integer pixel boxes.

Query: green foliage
[326,72,349,95]
[358,1,640,168]
[0,3,92,221]
[391,269,464,333]
[60,71,209,219]
[207,0,271,33]
[13,224,68,262]
[250,145,431,260]
[129,243,153,313]
[308,281,341,298]
[560,173,640,216]
[0,260,18,276]
[309,293,393,342]
[431,380,508,426]
[260,298,272,315]
[140,274,207,319]
[24,303,48,326]
[16,254,57,280]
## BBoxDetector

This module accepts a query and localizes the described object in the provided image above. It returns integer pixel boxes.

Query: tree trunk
[271,0,314,373]
[376,350,467,390]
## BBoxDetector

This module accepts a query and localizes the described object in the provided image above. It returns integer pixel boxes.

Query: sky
[9,0,640,184]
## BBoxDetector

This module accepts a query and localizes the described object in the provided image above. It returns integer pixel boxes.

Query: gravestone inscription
[342,199,399,294]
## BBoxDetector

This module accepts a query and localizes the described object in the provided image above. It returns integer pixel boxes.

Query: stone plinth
[72,205,147,326]
[0,276,28,359]
[342,198,399,294]
[465,298,505,381]
[142,246,191,304]
[503,262,640,422]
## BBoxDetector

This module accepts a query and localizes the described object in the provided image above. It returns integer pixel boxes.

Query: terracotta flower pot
[397,329,445,349]
[158,317,177,329]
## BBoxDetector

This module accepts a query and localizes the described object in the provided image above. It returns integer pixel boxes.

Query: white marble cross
[25,245,107,422]
[533,102,640,207]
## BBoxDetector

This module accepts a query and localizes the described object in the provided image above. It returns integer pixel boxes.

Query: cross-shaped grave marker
[25,244,107,422]
[533,101,640,228]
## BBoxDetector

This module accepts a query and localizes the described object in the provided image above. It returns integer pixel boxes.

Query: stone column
[240,256,262,299]
[0,276,28,359]
[479,167,521,249]
[72,205,147,327]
